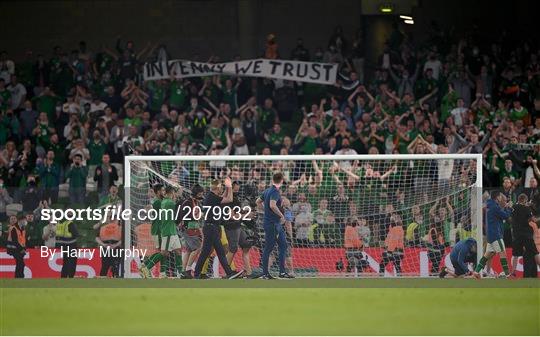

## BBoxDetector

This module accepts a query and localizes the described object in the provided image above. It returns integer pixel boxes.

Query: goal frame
[123,153,483,278]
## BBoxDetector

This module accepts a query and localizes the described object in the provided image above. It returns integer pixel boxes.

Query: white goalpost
[123,154,483,278]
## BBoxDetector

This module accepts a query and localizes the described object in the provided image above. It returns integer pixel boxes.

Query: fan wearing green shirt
[88,130,109,166]
[509,100,528,122]
[147,80,167,114]
[260,98,279,132]
[169,78,187,111]
[264,123,285,154]
[492,158,520,185]
[216,77,240,112]
[31,87,62,122]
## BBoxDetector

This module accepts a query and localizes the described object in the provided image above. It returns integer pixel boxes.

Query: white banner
[143,59,338,85]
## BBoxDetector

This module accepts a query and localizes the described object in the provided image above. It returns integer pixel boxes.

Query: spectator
[94,154,119,199]
[65,154,88,205]
[36,151,61,204]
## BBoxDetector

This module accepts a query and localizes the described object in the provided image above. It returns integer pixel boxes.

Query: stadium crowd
[1,23,540,277]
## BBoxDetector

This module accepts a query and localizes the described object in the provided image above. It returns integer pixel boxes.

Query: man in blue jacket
[474,190,513,278]
[439,238,477,278]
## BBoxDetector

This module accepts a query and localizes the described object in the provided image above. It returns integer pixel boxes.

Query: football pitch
[1,278,538,335]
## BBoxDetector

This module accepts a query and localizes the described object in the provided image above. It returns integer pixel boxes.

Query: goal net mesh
[125,155,481,277]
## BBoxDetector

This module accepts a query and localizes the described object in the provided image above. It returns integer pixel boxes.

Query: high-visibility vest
[385,225,404,252]
[406,222,419,241]
[344,225,362,249]
[56,221,72,238]
[7,225,25,248]
[99,222,122,242]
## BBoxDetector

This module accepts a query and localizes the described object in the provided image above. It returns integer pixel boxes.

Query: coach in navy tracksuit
[451,238,477,276]
[474,190,513,277]
[256,172,293,279]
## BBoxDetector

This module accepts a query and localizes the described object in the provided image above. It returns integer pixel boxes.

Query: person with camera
[65,154,88,205]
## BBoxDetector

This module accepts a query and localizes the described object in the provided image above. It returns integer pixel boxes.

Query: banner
[3,248,538,278]
[143,59,338,85]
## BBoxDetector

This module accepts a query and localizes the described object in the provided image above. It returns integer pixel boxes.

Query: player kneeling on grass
[141,186,183,278]
[178,184,205,278]
[379,214,405,276]
[474,191,512,278]
[439,238,477,278]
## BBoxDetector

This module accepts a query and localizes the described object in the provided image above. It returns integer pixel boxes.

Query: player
[256,172,294,279]
[193,178,243,279]
[142,186,183,277]
[139,184,164,278]
[178,184,205,278]
[474,190,512,278]
[439,238,477,278]
[510,194,540,274]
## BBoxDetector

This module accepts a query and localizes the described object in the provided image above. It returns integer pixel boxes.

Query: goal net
[123,154,483,278]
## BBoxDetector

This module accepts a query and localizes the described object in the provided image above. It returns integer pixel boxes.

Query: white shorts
[152,235,160,249]
[486,239,505,253]
[161,235,182,252]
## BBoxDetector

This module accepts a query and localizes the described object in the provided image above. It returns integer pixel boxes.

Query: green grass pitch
[1,278,539,335]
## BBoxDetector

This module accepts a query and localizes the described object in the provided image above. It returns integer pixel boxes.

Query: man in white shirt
[450,98,467,127]
[7,75,26,110]
[0,52,15,83]
[90,96,108,113]
[335,138,358,170]
[424,53,442,80]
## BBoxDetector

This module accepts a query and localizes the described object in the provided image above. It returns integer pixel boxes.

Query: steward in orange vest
[344,219,368,273]
[95,221,122,277]
[6,215,26,278]
[379,216,405,276]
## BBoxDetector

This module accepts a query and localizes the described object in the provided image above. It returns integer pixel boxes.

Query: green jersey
[160,197,178,236]
[169,81,186,109]
[151,198,162,236]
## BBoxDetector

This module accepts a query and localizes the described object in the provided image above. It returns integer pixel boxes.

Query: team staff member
[510,194,540,275]
[193,178,243,279]
[440,238,477,278]
[474,191,512,278]
[257,172,293,279]
[94,218,122,277]
[55,219,79,278]
[6,215,26,278]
